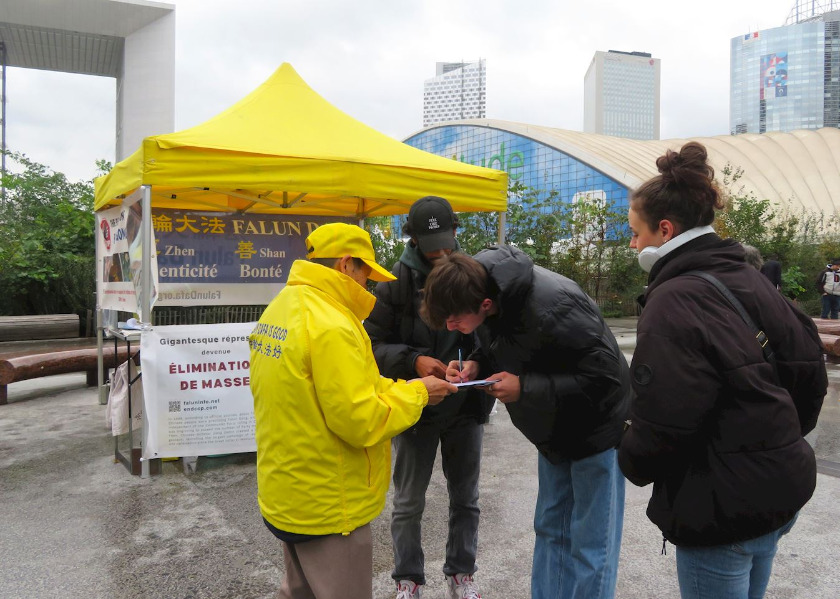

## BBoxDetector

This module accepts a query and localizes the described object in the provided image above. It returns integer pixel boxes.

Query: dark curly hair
[630,141,725,233]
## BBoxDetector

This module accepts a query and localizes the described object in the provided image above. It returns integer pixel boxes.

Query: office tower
[423,59,486,128]
[583,50,661,140]
[730,1,840,134]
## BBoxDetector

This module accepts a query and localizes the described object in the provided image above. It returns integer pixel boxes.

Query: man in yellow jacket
[250,222,457,599]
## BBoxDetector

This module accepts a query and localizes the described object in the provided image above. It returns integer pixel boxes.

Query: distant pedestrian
[816,259,840,319]
[741,243,763,270]
[760,255,782,290]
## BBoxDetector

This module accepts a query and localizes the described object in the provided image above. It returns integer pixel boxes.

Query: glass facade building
[584,51,661,140]
[404,124,629,217]
[730,16,840,133]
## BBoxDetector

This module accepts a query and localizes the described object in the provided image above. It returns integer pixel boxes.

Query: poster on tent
[141,323,256,459]
[95,190,160,314]
[153,211,355,306]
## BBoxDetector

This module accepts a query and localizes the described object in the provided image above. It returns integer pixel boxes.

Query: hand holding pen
[447,354,478,383]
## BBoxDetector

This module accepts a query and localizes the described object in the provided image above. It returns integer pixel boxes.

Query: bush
[0,152,103,329]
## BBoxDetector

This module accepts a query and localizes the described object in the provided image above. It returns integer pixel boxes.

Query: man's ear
[480,298,494,314]
[337,255,352,273]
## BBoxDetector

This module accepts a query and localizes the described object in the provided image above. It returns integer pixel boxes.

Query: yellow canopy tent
[94,63,508,216]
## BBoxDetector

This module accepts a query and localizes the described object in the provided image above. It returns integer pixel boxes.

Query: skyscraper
[583,50,661,140]
[730,2,840,134]
[423,60,486,128]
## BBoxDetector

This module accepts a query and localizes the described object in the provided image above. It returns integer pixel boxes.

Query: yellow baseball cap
[305,223,396,282]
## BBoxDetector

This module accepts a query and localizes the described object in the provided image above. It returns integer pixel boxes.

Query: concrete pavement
[1,319,839,598]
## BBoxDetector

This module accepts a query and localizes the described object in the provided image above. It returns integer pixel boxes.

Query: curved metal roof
[411,120,840,214]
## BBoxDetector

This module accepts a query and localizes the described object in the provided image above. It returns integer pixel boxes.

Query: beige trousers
[277,523,373,599]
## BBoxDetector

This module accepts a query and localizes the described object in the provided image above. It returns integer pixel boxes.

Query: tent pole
[140,185,153,325]
[140,185,152,479]
[497,211,505,245]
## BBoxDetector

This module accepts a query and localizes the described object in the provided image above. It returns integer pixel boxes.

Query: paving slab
[1,320,838,598]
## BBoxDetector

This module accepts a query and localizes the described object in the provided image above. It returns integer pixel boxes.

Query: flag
[744,31,760,41]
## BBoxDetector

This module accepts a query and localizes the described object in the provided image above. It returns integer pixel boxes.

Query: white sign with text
[140,322,256,459]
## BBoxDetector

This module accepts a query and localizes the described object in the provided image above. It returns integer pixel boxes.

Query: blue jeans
[391,418,483,585]
[821,294,840,319]
[531,448,625,599]
[675,515,798,599]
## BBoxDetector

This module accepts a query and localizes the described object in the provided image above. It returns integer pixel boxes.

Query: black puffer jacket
[618,234,826,547]
[471,245,631,462]
[364,242,493,426]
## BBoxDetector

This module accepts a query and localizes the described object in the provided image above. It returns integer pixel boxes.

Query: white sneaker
[446,573,481,599]
[396,579,423,599]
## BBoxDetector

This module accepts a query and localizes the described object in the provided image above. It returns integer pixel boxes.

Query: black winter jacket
[618,234,826,547]
[471,245,631,462]
[364,243,493,426]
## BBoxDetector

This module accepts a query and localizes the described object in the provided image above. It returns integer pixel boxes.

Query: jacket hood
[399,241,432,275]
[399,238,462,276]
[645,234,744,297]
[474,245,534,315]
[286,260,377,321]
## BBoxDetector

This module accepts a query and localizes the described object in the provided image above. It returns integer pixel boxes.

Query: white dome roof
[417,120,840,213]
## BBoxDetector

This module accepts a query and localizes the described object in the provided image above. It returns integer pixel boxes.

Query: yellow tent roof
[94,63,508,216]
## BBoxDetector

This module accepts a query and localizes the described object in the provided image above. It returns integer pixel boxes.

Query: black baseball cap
[407,196,457,254]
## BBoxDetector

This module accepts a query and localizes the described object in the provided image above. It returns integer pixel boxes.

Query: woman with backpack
[618,141,827,599]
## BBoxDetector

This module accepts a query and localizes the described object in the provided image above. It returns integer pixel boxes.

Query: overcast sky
[5,0,799,182]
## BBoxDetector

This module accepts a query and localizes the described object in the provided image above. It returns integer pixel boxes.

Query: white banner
[95,190,160,313]
[155,282,284,306]
[140,322,256,459]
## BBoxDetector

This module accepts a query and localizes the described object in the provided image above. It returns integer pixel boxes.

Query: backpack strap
[682,270,778,379]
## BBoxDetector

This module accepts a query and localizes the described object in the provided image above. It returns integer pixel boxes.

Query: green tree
[0,152,105,321]
[365,215,404,273]
[714,163,833,304]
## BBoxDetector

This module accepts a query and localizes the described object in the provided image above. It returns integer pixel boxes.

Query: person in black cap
[364,196,493,599]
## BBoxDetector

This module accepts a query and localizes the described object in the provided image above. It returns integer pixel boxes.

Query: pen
[458,349,463,381]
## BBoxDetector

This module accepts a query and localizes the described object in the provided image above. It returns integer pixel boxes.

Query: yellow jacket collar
[286,260,377,320]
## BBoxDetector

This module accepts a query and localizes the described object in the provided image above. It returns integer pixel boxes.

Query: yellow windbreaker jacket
[250,260,428,535]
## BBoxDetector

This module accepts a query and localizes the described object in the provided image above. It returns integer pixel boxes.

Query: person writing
[618,141,826,599]
[249,222,457,599]
[365,196,492,599]
[420,247,631,599]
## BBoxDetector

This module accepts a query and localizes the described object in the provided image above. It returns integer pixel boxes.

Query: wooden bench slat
[0,346,133,404]
[818,333,840,357]
[0,314,80,342]
[813,318,840,337]
[0,347,131,385]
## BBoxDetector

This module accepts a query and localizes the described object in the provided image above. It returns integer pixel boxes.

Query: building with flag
[730,1,840,134]
[584,50,661,140]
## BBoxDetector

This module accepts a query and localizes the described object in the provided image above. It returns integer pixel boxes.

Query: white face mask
[637,225,716,272]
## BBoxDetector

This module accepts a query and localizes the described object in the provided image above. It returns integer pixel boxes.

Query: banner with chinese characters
[152,211,355,306]
[141,323,256,459]
[95,191,160,313]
